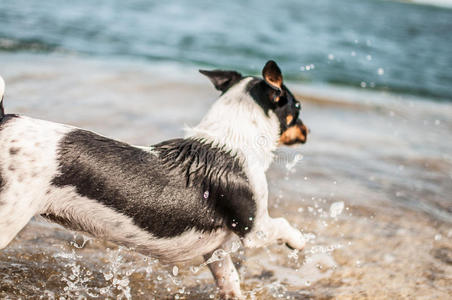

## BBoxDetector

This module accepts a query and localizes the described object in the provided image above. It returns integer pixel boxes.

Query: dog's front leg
[204,246,242,299]
[243,215,305,250]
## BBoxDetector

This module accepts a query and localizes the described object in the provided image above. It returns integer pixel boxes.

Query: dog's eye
[294,102,301,110]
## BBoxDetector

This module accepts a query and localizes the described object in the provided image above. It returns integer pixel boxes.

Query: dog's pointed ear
[199,70,242,92]
[262,60,283,92]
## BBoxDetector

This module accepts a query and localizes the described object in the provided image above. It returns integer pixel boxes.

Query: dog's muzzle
[279,119,308,145]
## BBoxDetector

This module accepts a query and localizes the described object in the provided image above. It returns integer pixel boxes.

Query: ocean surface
[0,0,451,299]
[1,0,452,101]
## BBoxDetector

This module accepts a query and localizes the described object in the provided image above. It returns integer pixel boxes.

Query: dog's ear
[262,60,283,102]
[199,70,243,92]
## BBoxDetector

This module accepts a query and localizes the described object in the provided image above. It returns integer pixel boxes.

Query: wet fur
[51,130,255,238]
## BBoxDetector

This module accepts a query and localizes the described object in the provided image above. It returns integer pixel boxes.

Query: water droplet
[329,201,344,218]
[172,266,179,276]
[256,230,266,240]
[157,275,162,281]
[231,241,241,253]
[285,153,303,171]
[360,81,367,88]
[305,280,311,286]
[288,249,299,260]
[328,54,334,60]
[378,68,384,75]
[434,234,442,241]
[203,191,209,199]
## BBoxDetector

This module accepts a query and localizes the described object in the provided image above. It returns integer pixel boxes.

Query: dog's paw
[286,228,306,250]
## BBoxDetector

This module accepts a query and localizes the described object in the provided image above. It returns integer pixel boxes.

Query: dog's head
[200,60,308,146]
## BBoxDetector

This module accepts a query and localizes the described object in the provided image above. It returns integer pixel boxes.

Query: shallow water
[0,53,451,299]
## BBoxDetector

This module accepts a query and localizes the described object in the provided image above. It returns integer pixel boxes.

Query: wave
[0,38,63,53]
[401,0,452,8]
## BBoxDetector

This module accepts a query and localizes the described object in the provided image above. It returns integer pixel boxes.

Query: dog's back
[0,114,238,260]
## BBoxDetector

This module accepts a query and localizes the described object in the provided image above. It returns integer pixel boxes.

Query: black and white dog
[0,61,308,299]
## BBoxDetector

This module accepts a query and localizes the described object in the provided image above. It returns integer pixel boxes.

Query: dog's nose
[300,123,308,142]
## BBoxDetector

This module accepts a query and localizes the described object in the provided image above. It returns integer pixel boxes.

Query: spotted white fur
[0,116,71,248]
[0,117,229,262]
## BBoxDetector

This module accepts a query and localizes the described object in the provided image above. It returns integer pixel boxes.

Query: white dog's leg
[0,196,37,249]
[204,246,242,299]
[243,215,305,250]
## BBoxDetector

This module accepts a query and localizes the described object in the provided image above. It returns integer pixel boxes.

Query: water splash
[54,250,100,299]
[99,248,134,300]
[285,154,303,173]
[190,241,242,274]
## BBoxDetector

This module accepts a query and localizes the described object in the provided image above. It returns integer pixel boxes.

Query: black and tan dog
[0,60,308,299]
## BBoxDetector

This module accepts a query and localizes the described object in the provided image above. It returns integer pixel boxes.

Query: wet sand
[0,53,451,299]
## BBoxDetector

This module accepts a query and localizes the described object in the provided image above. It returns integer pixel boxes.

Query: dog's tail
[0,76,5,119]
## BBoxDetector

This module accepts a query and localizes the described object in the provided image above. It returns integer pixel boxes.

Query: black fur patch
[51,130,256,238]
[247,78,275,116]
[0,97,4,119]
[247,78,301,133]
[199,70,243,93]
[9,147,20,155]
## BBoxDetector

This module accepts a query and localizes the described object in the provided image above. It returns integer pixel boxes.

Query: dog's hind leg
[0,205,34,249]
[0,186,43,249]
[204,243,243,299]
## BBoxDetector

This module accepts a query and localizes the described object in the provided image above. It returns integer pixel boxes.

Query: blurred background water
[0,0,451,299]
[0,0,451,101]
